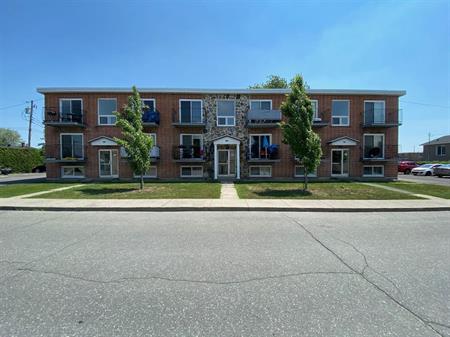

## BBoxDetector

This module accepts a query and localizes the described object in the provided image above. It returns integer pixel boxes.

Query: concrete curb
[2,206,450,212]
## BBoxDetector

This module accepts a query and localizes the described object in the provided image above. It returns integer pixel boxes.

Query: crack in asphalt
[15,267,354,285]
[0,260,27,265]
[283,213,446,337]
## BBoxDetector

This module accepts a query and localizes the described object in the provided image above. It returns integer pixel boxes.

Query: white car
[411,164,442,176]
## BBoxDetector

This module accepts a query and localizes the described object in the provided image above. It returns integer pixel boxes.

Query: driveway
[0,211,449,337]
[0,173,46,184]
[398,173,450,186]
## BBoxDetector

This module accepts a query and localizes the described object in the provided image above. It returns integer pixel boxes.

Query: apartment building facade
[38,87,405,180]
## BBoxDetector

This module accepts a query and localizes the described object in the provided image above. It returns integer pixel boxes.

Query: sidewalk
[1,197,449,212]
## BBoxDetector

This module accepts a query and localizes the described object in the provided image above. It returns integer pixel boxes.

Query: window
[250,100,272,110]
[310,100,319,121]
[332,100,349,126]
[363,166,384,177]
[295,166,317,177]
[61,166,85,178]
[134,166,157,178]
[180,166,203,177]
[180,100,202,123]
[142,99,155,112]
[59,99,82,123]
[180,134,203,159]
[364,134,385,159]
[250,134,273,159]
[364,101,385,124]
[60,134,83,159]
[436,145,446,156]
[249,166,272,177]
[217,100,235,126]
[98,98,117,125]
[121,134,158,158]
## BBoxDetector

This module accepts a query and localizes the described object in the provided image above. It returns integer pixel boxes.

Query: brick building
[38,87,405,180]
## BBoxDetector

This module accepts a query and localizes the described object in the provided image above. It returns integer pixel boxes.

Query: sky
[0,0,449,151]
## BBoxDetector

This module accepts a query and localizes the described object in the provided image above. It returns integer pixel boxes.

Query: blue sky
[0,0,449,151]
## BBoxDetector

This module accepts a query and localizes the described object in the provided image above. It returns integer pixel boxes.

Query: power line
[0,98,43,110]
[400,100,450,109]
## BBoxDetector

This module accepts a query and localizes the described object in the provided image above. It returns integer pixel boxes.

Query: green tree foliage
[0,128,23,147]
[249,75,289,89]
[114,86,153,190]
[0,147,43,172]
[280,75,322,191]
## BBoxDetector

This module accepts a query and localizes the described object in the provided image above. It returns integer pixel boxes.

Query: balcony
[312,111,329,127]
[172,111,205,127]
[362,109,403,128]
[248,144,280,162]
[142,110,160,126]
[120,146,160,161]
[361,144,398,162]
[45,144,87,163]
[43,107,85,127]
[247,109,281,128]
[173,145,206,162]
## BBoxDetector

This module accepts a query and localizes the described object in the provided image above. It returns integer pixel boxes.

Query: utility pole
[26,100,34,147]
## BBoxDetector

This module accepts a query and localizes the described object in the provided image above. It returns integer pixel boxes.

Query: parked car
[31,164,46,173]
[434,164,450,177]
[398,161,418,174]
[0,167,12,175]
[411,164,442,176]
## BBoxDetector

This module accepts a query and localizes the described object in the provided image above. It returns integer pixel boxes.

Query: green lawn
[378,182,450,199]
[235,182,422,199]
[0,183,74,198]
[33,182,221,199]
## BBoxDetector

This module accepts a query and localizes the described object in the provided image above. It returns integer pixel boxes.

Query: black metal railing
[43,107,86,125]
[171,110,205,126]
[361,144,398,161]
[173,145,206,160]
[44,144,87,162]
[248,144,280,160]
[142,110,160,125]
[362,108,403,127]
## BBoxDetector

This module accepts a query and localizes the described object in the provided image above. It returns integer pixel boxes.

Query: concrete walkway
[361,182,443,200]
[220,182,239,200]
[11,184,84,199]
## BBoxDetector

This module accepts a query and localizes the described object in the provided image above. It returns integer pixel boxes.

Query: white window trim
[180,166,203,178]
[59,98,83,116]
[249,133,273,159]
[249,99,272,110]
[331,99,350,126]
[216,99,236,127]
[331,148,349,177]
[363,165,384,177]
[364,100,386,124]
[179,99,203,123]
[310,99,319,121]
[249,165,272,177]
[61,166,85,178]
[60,133,84,159]
[294,165,318,178]
[141,98,156,110]
[134,166,157,178]
[363,133,385,159]
[436,145,446,156]
[98,149,119,178]
[97,98,118,125]
[179,134,203,148]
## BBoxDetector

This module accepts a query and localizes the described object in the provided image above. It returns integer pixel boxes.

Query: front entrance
[99,149,119,178]
[331,149,349,176]
[218,149,236,177]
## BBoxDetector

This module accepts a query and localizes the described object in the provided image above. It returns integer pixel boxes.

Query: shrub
[0,147,44,173]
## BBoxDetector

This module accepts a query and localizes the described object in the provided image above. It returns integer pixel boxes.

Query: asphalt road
[1,211,449,337]
[398,173,450,186]
[0,173,46,184]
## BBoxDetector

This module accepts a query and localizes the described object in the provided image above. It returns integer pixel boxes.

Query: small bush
[0,147,44,173]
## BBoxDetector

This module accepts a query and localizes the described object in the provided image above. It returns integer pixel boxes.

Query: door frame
[331,148,349,177]
[98,149,119,178]
[217,149,234,177]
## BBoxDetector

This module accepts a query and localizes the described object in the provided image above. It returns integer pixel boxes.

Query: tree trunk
[304,171,308,191]
[140,173,144,190]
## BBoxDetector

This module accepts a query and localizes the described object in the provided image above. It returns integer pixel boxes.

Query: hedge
[0,147,44,173]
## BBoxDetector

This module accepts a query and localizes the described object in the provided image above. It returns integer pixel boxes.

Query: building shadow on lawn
[254,189,312,198]
[75,187,136,195]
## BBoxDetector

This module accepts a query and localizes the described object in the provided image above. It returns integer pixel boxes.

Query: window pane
[218,117,226,125]
[332,101,349,117]
[217,101,235,117]
[181,167,191,176]
[180,101,191,123]
[73,135,83,158]
[250,167,259,176]
[71,100,82,115]
[261,167,271,176]
[61,100,71,115]
[250,101,260,110]
[191,101,202,123]
[61,135,72,157]
[374,167,383,175]
[260,101,271,110]
[143,100,154,111]
[363,167,372,175]
[182,135,192,146]
[99,99,117,115]
[192,167,203,176]
[311,101,318,118]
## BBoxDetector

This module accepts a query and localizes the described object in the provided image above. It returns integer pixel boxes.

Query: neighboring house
[38,87,405,180]
[421,135,450,161]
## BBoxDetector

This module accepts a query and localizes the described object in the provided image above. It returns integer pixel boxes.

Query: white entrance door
[331,149,349,176]
[99,149,119,177]
[218,149,231,176]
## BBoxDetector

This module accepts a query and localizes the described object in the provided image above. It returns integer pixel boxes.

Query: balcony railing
[312,111,329,127]
[173,145,206,161]
[248,144,280,161]
[362,109,403,127]
[43,107,85,126]
[142,110,160,126]
[44,144,87,162]
[172,110,205,127]
[247,109,281,127]
[361,144,398,161]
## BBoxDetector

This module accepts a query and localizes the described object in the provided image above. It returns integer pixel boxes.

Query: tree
[249,75,289,89]
[0,128,23,147]
[114,86,153,190]
[280,75,322,191]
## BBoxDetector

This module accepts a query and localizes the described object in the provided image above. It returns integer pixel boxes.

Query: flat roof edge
[36,87,406,96]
